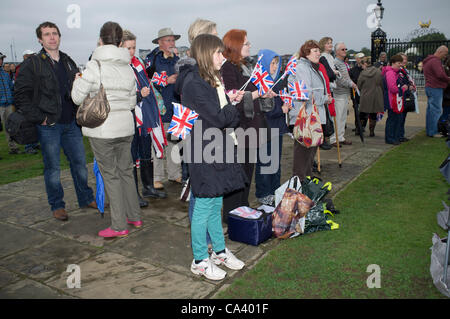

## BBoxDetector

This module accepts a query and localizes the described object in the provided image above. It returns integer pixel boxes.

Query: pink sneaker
[127,219,143,228]
[98,228,129,238]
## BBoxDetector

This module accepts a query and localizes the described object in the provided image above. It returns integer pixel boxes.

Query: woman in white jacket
[71,21,141,238]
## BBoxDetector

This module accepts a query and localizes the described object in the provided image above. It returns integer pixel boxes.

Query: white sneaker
[211,248,245,270]
[190,258,226,281]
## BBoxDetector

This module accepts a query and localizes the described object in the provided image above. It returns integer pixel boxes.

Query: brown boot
[369,119,376,137]
[53,208,68,221]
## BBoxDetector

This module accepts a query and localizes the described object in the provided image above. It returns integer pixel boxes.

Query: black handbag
[403,90,415,113]
[6,111,38,145]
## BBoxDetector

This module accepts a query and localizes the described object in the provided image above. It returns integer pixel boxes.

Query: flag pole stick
[333,116,342,168]
[317,147,321,173]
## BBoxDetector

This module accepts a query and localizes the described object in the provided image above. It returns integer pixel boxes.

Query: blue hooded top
[256,49,288,135]
[257,49,281,81]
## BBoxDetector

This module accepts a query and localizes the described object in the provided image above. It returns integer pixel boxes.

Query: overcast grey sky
[1,0,449,64]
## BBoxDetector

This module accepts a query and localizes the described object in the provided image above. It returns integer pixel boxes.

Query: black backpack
[403,90,416,113]
[6,56,40,145]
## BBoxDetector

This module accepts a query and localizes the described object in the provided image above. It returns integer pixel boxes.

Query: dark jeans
[385,109,402,143]
[255,135,283,198]
[37,120,94,211]
[425,87,443,136]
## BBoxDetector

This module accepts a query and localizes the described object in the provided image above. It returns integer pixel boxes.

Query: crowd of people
[1,18,449,281]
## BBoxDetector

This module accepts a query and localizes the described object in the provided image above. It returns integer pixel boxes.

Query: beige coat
[71,45,136,139]
[357,66,384,114]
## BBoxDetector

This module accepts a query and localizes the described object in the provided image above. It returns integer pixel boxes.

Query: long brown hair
[191,34,224,88]
[222,29,246,66]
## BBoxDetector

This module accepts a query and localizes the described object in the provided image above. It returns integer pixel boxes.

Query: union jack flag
[151,71,168,87]
[278,89,293,106]
[281,55,297,79]
[288,80,309,100]
[168,103,199,139]
[251,61,274,95]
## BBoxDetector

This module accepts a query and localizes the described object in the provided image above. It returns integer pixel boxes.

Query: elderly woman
[72,21,141,238]
[357,57,384,137]
[289,40,331,180]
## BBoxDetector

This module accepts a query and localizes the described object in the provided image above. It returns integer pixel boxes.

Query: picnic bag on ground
[272,188,314,239]
[227,206,273,246]
[274,175,302,208]
[76,60,110,128]
[301,176,332,203]
[293,102,323,148]
[304,201,339,234]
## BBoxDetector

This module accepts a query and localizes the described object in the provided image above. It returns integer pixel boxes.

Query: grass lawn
[0,130,93,185]
[218,131,449,299]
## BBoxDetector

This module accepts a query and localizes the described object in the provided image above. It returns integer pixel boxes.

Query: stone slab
[0,222,51,259]
[45,252,215,299]
[0,267,21,289]
[0,278,74,299]
[0,238,100,281]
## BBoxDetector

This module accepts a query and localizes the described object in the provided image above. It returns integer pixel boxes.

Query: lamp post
[371,0,387,63]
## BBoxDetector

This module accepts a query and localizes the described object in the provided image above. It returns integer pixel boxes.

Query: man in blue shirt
[0,52,20,154]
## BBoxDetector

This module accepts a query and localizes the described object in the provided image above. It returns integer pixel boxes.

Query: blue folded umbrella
[93,158,105,217]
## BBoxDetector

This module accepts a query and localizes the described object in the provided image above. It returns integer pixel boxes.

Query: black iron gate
[383,39,450,87]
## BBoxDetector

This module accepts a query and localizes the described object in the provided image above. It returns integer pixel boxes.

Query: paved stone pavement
[0,93,430,299]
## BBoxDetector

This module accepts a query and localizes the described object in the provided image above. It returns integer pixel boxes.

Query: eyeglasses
[243,42,251,47]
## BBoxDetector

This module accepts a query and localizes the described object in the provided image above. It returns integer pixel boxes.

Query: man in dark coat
[14,21,95,221]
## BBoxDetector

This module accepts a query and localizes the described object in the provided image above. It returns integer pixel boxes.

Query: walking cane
[333,116,342,168]
[317,147,321,173]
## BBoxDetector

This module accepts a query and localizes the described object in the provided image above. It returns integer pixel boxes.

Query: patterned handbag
[293,102,323,148]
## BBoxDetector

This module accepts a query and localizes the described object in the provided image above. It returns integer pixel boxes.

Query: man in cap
[0,52,20,154]
[144,28,182,189]
[349,52,365,134]
[14,21,95,221]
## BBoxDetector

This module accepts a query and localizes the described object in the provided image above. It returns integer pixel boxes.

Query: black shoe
[386,141,400,145]
[399,137,409,142]
[142,186,167,199]
[138,195,149,208]
[320,142,332,150]
[9,149,20,155]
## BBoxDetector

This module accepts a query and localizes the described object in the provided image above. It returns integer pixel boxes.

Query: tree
[411,32,447,42]
[360,47,371,57]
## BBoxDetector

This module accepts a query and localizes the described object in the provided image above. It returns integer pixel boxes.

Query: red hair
[222,29,247,65]
[299,40,320,59]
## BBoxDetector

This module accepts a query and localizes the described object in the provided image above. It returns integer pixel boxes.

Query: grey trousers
[89,135,140,231]
[153,122,182,181]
